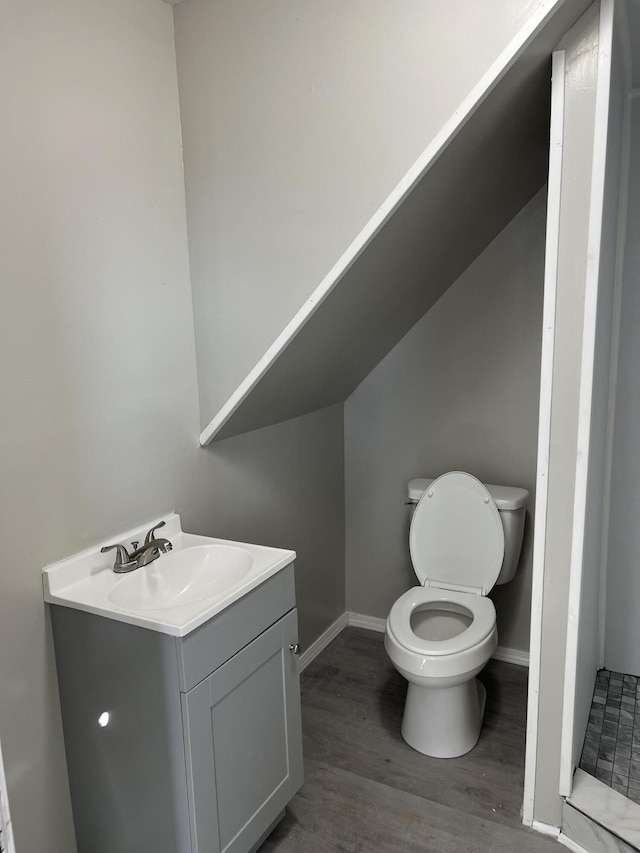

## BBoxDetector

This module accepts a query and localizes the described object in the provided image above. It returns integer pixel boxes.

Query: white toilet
[384,471,528,758]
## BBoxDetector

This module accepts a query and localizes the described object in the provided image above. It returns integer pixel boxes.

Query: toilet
[384,471,529,758]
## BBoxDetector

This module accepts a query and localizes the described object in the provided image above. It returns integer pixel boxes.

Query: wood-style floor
[262,627,559,853]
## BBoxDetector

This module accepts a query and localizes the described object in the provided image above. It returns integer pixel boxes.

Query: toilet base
[401,677,486,758]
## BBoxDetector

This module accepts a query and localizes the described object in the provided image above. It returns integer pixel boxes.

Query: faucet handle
[100,543,136,572]
[144,520,166,546]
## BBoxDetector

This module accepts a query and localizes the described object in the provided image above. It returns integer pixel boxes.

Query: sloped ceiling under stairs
[197,0,590,444]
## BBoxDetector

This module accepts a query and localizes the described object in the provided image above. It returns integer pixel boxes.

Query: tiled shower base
[579,669,640,804]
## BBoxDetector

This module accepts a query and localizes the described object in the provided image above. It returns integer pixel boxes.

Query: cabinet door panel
[212,642,288,848]
[182,678,221,853]
[184,608,303,853]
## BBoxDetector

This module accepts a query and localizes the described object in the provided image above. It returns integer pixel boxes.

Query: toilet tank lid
[408,478,529,510]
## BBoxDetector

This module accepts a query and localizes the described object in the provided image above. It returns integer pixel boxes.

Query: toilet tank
[407,477,529,585]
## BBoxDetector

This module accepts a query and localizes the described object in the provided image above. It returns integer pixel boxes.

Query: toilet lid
[409,471,505,595]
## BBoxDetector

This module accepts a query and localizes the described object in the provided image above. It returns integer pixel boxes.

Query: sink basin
[43,514,296,636]
[108,544,253,611]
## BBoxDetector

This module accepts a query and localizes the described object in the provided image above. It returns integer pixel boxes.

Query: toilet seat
[410,471,504,595]
[387,586,496,657]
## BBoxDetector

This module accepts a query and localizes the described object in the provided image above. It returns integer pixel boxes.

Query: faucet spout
[130,538,173,568]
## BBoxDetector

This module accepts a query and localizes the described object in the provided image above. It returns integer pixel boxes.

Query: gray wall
[606,97,640,675]
[0,3,343,850]
[172,0,549,431]
[344,189,546,654]
[199,406,345,653]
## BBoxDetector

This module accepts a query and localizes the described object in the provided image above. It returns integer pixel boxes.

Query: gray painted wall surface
[606,98,640,675]
[200,406,346,655]
[627,0,640,87]
[172,0,546,430]
[344,189,546,654]
[0,3,344,850]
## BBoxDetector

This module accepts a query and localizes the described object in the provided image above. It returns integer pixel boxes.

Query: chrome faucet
[101,520,173,573]
[100,543,137,573]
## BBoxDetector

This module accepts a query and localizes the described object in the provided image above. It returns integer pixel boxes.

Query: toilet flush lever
[289,643,300,655]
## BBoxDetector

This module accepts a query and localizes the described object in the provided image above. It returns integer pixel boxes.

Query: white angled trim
[347,612,386,632]
[532,820,560,838]
[558,833,592,853]
[523,48,566,827]
[200,0,577,445]
[298,613,348,671]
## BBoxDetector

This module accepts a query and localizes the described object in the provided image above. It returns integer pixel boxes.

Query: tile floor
[579,669,640,804]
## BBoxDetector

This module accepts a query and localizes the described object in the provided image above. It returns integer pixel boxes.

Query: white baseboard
[299,610,529,671]
[558,832,591,853]
[347,611,386,632]
[299,612,348,671]
[492,645,530,667]
[526,818,589,853]
[531,819,560,838]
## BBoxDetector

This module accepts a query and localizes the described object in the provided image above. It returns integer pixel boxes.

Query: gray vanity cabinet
[50,565,303,853]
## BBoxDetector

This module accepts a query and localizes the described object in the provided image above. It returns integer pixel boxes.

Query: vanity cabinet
[50,565,303,853]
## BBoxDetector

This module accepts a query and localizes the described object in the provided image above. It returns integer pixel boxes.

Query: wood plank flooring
[261,627,559,853]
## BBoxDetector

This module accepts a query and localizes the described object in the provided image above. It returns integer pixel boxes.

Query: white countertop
[42,513,296,637]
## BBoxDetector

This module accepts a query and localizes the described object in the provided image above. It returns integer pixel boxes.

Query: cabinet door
[182,609,303,853]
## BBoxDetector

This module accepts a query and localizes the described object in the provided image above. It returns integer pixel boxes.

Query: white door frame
[522,46,566,827]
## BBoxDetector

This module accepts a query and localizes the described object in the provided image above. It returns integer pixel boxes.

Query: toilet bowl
[384,471,528,758]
